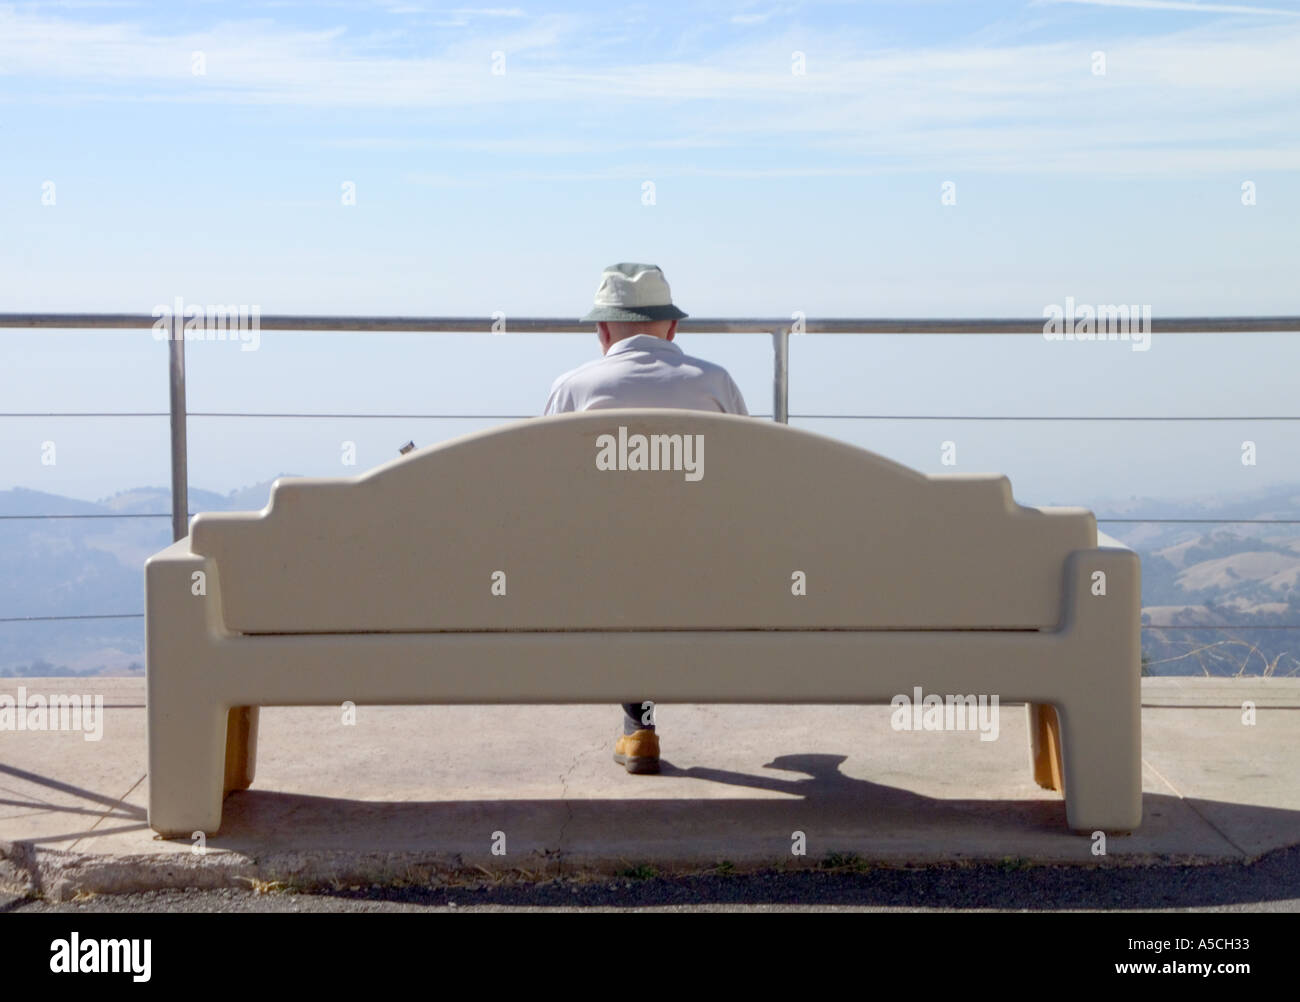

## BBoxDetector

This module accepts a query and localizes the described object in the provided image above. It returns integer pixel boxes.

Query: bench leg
[146,550,233,837]
[1056,699,1143,834]
[223,706,260,794]
[1027,702,1064,792]
[147,701,229,838]
[1049,548,1143,833]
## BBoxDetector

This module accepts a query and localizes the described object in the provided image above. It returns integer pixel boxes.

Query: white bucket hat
[581,262,689,322]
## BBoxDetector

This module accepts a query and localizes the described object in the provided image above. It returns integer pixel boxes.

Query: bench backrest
[188,410,1095,632]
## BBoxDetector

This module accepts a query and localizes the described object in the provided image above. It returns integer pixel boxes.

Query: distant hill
[0,478,291,676]
[1,478,1298,677]
[1084,483,1300,676]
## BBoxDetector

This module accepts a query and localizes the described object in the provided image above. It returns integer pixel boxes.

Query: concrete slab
[2,677,1298,900]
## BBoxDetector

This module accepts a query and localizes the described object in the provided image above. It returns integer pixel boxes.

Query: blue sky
[1,0,1298,511]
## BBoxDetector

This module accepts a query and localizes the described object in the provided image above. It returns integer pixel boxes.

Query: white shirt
[544,334,749,416]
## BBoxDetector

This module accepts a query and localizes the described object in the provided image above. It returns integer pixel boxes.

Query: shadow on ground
[6,753,1299,909]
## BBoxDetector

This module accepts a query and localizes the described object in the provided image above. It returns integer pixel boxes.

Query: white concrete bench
[145,409,1142,837]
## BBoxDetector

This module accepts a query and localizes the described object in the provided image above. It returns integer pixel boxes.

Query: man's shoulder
[676,349,734,378]
[549,355,607,391]
[672,346,744,394]
[545,355,610,414]
[545,341,747,416]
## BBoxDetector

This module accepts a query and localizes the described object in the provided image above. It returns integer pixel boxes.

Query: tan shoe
[613,729,660,774]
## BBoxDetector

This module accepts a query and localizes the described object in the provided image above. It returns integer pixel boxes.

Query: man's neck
[604,332,668,354]
[609,331,666,344]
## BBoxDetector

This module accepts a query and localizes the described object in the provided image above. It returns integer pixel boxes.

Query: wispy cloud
[1046,0,1300,15]
[1,6,1297,175]
[362,1,526,13]
[445,6,527,15]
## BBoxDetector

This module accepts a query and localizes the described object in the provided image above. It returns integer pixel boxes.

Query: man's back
[556,260,748,774]
[544,333,748,416]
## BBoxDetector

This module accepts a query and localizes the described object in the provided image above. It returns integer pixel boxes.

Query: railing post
[168,314,189,541]
[771,327,789,423]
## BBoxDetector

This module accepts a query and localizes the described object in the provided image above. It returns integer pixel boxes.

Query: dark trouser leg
[622,701,655,735]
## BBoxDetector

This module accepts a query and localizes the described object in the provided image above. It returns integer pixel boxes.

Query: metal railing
[4,312,1300,645]
[6,312,1300,541]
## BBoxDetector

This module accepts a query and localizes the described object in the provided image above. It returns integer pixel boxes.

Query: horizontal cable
[0,613,144,623]
[186,412,785,419]
[1,512,1295,527]
[1,513,1291,526]
[0,412,170,418]
[0,513,179,521]
[2,314,1300,334]
[1099,518,1300,524]
[0,610,1295,630]
[5,411,1296,421]
[0,513,1293,526]
[791,414,1300,421]
[0,412,538,419]
[1142,625,1300,630]
[5,412,1298,423]
[0,614,1295,631]
[189,412,537,419]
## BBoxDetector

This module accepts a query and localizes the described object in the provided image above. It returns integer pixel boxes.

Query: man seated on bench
[544,262,749,775]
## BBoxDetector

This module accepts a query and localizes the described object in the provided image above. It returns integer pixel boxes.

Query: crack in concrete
[1142,757,1249,858]
[554,747,586,877]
